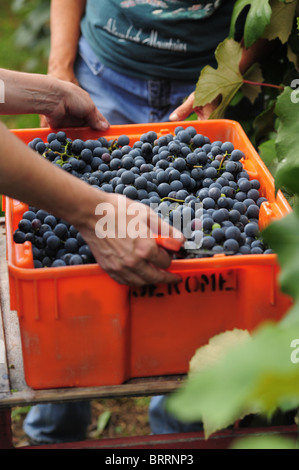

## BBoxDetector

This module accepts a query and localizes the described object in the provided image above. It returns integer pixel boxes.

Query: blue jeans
[23,402,91,444]
[24,36,199,444]
[149,396,203,434]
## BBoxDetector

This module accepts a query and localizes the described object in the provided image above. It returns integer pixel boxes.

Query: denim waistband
[78,35,104,75]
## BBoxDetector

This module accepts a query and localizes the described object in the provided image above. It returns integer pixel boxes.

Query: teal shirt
[81,0,236,81]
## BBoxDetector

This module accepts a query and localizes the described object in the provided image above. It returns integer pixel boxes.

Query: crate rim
[6,119,292,279]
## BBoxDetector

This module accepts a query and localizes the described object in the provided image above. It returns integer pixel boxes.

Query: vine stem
[242,79,284,90]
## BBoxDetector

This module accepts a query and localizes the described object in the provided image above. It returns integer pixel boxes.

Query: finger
[39,115,49,128]
[87,108,110,131]
[143,243,173,270]
[98,258,145,286]
[195,95,222,120]
[96,250,155,287]
[130,259,182,286]
[105,262,179,287]
[100,249,181,286]
[112,240,173,279]
[169,92,195,121]
[194,104,215,120]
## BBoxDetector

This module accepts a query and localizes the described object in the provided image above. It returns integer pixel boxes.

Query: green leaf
[274,87,299,194]
[11,406,31,422]
[166,322,299,439]
[189,329,251,377]
[230,434,297,449]
[229,0,272,48]
[88,409,111,439]
[241,63,263,103]
[280,297,299,329]
[193,39,244,118]
[258,139,279,176]
[262,0,297,44]
[262,212,299,301]
[229,90,244,107]
[96,410,111,435]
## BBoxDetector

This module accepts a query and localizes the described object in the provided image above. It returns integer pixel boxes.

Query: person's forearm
[48,0,86,78]
[0,68,65,116]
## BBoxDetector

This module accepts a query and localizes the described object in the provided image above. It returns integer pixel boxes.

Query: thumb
[169,92,195,121]
[39,114,49,128]
[87,108,110,131]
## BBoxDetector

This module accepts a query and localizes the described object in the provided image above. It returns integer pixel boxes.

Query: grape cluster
[13,208,95,268]
[13,126,273,268]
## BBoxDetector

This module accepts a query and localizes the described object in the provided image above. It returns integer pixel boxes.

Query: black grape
[14,127,274,267]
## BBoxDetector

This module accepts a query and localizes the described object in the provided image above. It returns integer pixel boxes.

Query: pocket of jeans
[77,36,105,76]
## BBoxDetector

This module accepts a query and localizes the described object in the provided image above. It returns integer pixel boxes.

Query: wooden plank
[0,374,185,408]
[0,221,28,401]
[0,302,10,399]
[0,221,11,400]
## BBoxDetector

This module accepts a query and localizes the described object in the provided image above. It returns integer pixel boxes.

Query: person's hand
[169,91,220,121]
[40,76,110,131]
[40,67,82,127]
[77,192,185,287]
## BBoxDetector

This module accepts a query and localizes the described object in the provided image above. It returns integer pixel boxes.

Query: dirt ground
[11,397,151,447]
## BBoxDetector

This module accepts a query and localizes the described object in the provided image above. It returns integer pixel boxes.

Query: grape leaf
[273,87,299,194]
[189,329,251,377]
[248,362,299,414]
[229,0,272,48]
[262,0,297,44]
[279,299,299,332]
[193,39,258,119]
[241,62,263,103]
[166,322,299,439]
[262,211,299,301]
[258,139,279,176]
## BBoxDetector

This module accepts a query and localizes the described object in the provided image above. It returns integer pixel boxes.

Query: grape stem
[160,197,185,203]
[218,152,228,173]
[242,79,284,90]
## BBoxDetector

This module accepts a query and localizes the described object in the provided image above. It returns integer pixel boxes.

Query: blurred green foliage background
[0,0,49,130]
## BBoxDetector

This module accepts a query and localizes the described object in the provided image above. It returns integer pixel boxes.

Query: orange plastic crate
[5,120,293,389]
